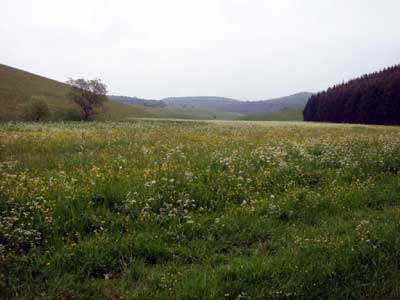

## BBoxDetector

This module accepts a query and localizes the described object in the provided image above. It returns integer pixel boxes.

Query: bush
[23,96,51,122]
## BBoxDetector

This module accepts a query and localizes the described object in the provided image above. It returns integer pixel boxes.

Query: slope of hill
[0,64,156,121]
[162,92,312,114]
[237,109,303,121]
[252,92,312,113]
[304,65,400,125]
[109,95,167,108]
[0,63,312,122]
[111,95,243,120]
[163,96,241,110]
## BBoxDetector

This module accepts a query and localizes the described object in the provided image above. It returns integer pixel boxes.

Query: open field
[150,107,243,120]
[237,109,303,121]
[1,120,400,299]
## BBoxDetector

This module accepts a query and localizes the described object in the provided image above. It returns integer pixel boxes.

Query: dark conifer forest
[303,65,400,125]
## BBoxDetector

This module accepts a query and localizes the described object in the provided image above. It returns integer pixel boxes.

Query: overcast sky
[1,0,400,100]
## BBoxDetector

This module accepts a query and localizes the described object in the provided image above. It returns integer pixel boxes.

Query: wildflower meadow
[1,120,400,299]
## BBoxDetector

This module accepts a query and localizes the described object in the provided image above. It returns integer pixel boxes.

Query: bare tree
[67,78,108,121]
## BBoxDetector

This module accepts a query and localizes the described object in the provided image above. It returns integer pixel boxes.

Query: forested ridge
[303,65,400,125]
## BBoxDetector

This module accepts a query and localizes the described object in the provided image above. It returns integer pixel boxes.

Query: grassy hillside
[237,109,303,121]
[0,64,156,121]
[162,96,240,110]
[0,64,243,121]
[258,92,312,108]
[2,120,400,299]
[162,93,312,115]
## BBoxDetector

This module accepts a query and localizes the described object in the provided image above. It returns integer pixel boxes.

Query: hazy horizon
[1,0,400,100]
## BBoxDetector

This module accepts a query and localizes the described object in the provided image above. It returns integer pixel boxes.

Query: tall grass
[1,120,400,299]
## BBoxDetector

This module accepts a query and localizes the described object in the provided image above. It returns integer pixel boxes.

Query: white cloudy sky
[1,0,400,100]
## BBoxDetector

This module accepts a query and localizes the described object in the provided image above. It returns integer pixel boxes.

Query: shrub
[22,96,51,122]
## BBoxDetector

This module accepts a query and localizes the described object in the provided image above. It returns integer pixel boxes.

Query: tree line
[303,65,400,125]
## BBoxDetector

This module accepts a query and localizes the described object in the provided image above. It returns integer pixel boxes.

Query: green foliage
[1,120,400,299]
[304,64,400,125]
[67,78,108,121]
[22,96,51,121]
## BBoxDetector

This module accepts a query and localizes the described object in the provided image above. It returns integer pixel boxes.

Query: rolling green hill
[0,64,243,121]
[237,109,303,121]
[110,95,242,120]
[163,92,312,115]
[0,64,156,121]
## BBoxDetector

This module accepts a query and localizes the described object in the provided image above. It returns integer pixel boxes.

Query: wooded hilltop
[304,65,400,125]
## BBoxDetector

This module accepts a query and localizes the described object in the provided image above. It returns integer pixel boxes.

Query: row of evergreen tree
[303,65,400,125]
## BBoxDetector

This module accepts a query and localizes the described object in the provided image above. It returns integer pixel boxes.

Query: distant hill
[163,96,241,110]
[109,95,167,108]
[113,93,310,120]
[0,64,241,121]
[0,63,312,122]
[250,92,313,114]
[237,109,303,121]
[304,65,400,125]
[109,95,242,120]
[0,64,156,121]
[162,92,313,114]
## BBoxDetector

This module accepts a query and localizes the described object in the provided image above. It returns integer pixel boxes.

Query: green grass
[150,106,243,120]
[237,109,303,121]
[0,64,158,121]
[1,120,400,299]
[0,64,242,122]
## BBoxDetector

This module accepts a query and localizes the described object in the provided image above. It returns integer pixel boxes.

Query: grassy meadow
[237,109,303,122]
[1,120,400,299]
